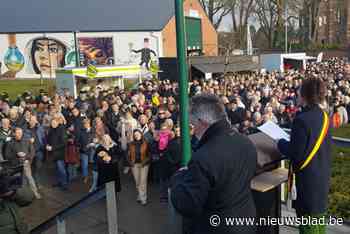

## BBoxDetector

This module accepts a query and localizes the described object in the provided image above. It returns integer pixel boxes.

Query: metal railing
[30,182,121,234]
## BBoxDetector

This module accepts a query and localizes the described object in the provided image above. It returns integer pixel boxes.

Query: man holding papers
[277,78,331,234]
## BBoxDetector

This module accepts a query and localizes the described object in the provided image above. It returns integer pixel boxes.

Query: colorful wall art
[78,37,114,66]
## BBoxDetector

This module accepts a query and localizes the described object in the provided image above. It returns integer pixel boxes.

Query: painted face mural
[30,38,67,75]
[78,37,114,66]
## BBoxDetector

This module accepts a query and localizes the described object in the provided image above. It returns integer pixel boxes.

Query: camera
[0,160,23,195]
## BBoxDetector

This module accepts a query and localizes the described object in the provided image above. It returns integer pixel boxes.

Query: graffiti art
[78,37,114,66]
[132,38,157,70]
[28,37,67,75]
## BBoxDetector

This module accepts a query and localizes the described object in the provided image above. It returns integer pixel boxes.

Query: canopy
[193,63,259,74]
[0,0,173,33]
[191,56,260,74]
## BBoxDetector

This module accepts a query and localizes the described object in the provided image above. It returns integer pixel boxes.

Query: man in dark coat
[69,108,84,140]
[105,103,121,143]
[4,128,41,199]
[171,94,257,234]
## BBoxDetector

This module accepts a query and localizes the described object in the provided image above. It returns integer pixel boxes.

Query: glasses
[159,112,165,115]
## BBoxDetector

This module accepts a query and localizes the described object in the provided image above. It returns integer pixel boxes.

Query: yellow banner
[86,64,98,78]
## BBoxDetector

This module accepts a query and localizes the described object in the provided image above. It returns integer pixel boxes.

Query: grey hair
[190,94,227,125]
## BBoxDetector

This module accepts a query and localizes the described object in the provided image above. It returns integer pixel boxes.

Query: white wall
[0,31,163,78]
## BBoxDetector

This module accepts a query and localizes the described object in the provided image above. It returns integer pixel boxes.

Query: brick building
[318,0,350,46]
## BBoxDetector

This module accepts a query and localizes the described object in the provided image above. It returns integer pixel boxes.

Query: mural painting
[78,37,114,66]
[132,38,157,70]
[0,33,160,78]
[2,34,25,78]
[65,42,78,67]
[27,37,67,75]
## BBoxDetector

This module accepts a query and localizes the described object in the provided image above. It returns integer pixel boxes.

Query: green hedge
[329,145,350,220]
[290,43,342,51]
[0,79,55,100]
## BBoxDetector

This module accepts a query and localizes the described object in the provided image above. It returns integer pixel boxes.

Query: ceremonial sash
[287,111,330,209]
[298,110,330,171]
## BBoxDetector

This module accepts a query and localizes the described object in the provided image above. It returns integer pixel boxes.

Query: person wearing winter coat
[46,119,68,190]
[128,129,150,205]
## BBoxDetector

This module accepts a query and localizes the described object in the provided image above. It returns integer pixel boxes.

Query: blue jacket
[23,125,46,153]
[278,104,332,215]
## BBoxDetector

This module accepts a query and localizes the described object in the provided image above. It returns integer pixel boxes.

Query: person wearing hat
[132,38,157,70]
[127,129,150,205]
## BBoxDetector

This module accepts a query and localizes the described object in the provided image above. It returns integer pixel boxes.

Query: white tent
[260,53,316,72]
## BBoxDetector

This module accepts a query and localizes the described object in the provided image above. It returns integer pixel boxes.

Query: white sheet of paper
[258,121,290,141]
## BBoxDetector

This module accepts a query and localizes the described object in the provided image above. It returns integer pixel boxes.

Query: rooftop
[0,0,174,33]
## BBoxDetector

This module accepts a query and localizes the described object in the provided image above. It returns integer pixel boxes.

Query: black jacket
[278,104,331,215]
[47,125,66,161]
[70,116,84,139]
[132,48,156,62]
[160,137,182,180]
[227,107,246,125]
[171,120,257,234]
[95,145,122,192]
[4,138,34,167]
[77,128,95,154]
[105,111,120,143]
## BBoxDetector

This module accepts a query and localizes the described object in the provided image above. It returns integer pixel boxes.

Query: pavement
[21,162,350,234]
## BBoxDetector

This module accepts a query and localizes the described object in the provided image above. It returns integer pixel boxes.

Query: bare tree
[285,0,322,45]
[254,0,279,48]
[199,0,233,29]
[229,0,255,48]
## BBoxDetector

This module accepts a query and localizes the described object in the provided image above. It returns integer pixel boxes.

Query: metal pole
[56,217,67,234]
[285,0,288,53]
[74,31,80,67]
[175,0,192,165]
[106,181,118,234]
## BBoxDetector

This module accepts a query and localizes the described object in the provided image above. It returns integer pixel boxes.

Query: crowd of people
[0,57,349,205]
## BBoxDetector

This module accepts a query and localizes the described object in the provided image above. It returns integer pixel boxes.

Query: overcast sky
[218,15,232,32]
[217,14,259,32]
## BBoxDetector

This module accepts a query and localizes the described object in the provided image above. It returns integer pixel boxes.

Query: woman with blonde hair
[94,116,109,141]
[118,110,138,174]
[90,134,121,193]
